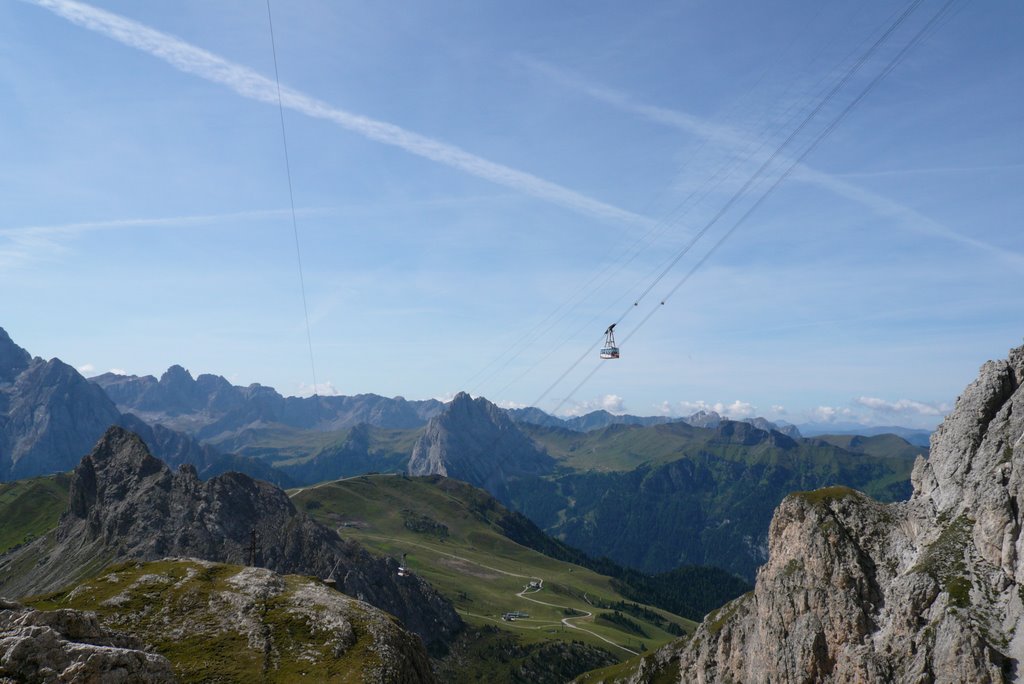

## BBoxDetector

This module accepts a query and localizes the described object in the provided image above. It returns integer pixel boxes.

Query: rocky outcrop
[0,427,462,653]
[28,559,437,683]
[0,328,289,485]
[408,392,555,503]
[0,330,122,481]
[0,329,31,384]
[617,343,1024,683]
[0,599,175,683]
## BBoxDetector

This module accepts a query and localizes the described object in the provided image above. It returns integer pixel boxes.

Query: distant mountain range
[415,395,923,579]
[507,406,804,438]
[0,328,287,485]
[91,365,445,436]
[798,422,932,446]
[0,324,930,581]
[609,343,1024,682]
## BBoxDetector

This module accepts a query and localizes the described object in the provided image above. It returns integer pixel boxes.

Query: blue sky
[1,0,1021,429]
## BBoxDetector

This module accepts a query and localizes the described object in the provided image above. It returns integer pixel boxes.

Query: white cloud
[29,0,651,229]
[676,399,756,419]
[559,393,628,417]
[518,56,1024,268]
[677,400,711,415]
[76,363,95,374]
[722,400,756,419]
[770,405,787,416]
[854,396,949,417]
[601,394,626,413]
[296,381,339,397]
[809,405,855,423]
[496,399,527,409]
[108,367,127,375]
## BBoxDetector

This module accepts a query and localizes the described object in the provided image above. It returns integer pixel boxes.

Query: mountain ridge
[607,342,1024,682]
[0,426,463,653]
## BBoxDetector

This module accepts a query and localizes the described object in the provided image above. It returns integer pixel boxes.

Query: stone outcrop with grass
[25,559,437,683]
[0,598,176,683]
[0,426,462,654]
[606,343,1024,683]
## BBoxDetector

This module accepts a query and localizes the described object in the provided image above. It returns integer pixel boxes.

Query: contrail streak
[0,208,316,268]
[0,208,297,238]
[24,0,652,229]
[520,56,1024,268]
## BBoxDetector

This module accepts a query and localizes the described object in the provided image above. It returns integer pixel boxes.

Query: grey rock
[623,343,1024,683]
[0,600,175,683]
[0,329,31,385]
[0,427,462,653]
[408,392,555,502]
[1,348,121,481]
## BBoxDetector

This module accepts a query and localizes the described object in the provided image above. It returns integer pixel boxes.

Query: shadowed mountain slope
[595,342,1024,682]
[0,427,462,653]
[408,392,556,502]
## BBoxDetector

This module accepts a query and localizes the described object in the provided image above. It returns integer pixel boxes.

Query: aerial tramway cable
[496,4,912,405]
[542,0,958,414]
[265,0,325,436]
[468,4,853,399]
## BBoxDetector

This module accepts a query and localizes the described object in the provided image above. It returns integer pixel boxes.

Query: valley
[1,324,967,682]
[291,474,698,659]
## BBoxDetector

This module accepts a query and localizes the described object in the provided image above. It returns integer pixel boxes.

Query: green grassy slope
[28,558,432,683]
[204,425,352,461]
[522,422,707,472]
[291,475,697,660]
[813,433,927,461]
[510,425,918,579]
[0,472,70,554]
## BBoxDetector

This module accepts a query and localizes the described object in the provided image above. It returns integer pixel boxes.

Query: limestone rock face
[0,427,462,653]
[0,599,175,683]
[0,330,31,384]
[408,392,555,502]
[27,560,437,684]
[624,343,1024,683]
[0,329,122,481]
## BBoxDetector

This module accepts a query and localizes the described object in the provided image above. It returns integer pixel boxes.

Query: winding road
[353,532,638,656]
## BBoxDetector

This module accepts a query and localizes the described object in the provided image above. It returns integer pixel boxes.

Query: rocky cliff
[0,328,292,485]
[21,559,437,683]
[0,427,462,653]
[0,598,175,683]
[408,392,555,503]
[0,329,122,481]
[612,343,1024,683]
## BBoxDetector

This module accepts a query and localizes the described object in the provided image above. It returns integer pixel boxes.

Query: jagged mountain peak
[713,419,798,449]
[637,342,1024,682]
[2,353,121,481]
[159,363,193,384]
[407,392,554,502]
[2,426,462,652]
[912,343,1024,516]
[0,327,32,383]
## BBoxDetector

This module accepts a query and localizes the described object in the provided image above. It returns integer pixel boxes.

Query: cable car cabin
[600,324,620,360]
